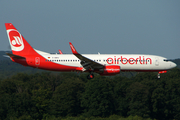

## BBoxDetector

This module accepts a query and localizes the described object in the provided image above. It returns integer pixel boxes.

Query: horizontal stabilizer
[6,53,25,59]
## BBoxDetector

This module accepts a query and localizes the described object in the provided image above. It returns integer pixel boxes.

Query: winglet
[69,42,78,54]
[58,49,63,54]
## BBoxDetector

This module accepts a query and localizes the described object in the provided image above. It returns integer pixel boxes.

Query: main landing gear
[87,74,94,79]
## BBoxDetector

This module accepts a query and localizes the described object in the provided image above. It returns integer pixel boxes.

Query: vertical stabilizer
[5,23,36,56]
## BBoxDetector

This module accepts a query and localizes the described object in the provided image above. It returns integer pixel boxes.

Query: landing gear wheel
[157,73,160,79]
[87,74,94,79]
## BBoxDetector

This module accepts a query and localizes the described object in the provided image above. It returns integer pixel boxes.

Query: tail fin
[5,23,36,56]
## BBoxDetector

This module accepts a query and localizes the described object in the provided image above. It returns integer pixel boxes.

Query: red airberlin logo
[107,56,152,65]
[7,29,24,51]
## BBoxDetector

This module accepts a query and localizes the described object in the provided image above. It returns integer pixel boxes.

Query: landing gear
[157,73,160,79]
[87,74,94,79]
[157,71,167,79]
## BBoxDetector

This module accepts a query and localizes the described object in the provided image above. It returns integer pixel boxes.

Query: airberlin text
[107,56,152,65]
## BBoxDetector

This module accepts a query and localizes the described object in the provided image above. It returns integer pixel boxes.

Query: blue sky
[0,0,179,59]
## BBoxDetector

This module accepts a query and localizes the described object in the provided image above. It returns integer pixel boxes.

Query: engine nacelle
[100,65,120,75]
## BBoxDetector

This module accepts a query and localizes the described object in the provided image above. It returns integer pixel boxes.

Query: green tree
[151,77,180,120]
[50,78,85,117]
[81,77,115,117]
[113,76,132,117]
[0,73,32,119]
[126,82,150,118]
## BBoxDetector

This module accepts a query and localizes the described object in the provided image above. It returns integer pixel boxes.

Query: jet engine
[100,65,120,75]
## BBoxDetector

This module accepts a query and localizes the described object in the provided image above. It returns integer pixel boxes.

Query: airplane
[5,23,177,79]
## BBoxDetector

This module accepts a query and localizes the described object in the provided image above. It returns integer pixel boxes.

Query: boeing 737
[5,23,177,79]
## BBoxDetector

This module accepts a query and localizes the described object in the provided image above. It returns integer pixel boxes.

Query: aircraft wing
[69,42,104,71]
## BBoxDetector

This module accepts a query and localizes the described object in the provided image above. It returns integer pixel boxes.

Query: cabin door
[155,57,159,66]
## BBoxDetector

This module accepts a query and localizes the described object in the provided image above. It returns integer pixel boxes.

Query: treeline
[0,60,44,79]
[0,68,180,120]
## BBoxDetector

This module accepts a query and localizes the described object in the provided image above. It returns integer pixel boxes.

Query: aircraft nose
[170,62,177,68]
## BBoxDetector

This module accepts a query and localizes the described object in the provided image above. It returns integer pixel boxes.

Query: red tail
[5,23,37,56]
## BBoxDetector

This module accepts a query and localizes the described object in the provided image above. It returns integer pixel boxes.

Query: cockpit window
[163,59,169,62]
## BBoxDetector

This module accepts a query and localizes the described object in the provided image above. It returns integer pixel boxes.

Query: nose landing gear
[158,71,167,79]
[157,73,160,79]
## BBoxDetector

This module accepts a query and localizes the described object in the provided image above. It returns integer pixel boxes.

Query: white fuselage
[40,53,176,72]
